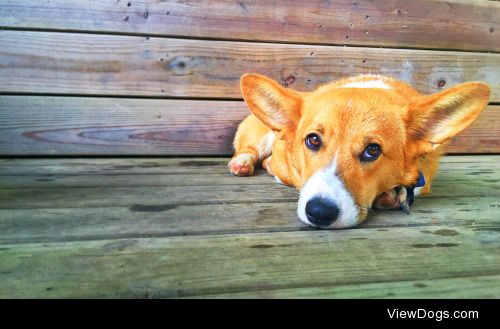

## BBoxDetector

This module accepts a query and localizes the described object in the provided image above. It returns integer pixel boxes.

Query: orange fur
[230,73,490,228]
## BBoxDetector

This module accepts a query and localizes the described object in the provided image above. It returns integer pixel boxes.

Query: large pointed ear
[240,73,303,140]
[405,82,490,156]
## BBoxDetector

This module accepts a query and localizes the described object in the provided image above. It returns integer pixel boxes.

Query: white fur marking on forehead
[342,80,391,90]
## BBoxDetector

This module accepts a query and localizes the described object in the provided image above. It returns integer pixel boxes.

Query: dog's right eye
[360,143,382,162]
[305,133,322,151]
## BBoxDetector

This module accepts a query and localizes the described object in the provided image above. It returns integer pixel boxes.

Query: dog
[228,73,490,229]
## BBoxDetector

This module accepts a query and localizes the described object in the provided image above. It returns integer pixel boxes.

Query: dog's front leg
[229,114,274,176]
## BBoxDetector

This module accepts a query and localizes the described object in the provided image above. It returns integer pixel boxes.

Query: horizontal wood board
[0,96,498,155]
[1,31,499,100]
[0,0,499,52]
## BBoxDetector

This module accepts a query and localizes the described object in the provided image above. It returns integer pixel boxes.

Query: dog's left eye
[360,143,382,162]
[305,133,322,151]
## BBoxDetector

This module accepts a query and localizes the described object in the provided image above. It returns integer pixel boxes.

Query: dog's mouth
[297,182,402,230]
[296,164,361,229]
[299,187,409,230]
[297,195,364,229]
[299,188,410,229]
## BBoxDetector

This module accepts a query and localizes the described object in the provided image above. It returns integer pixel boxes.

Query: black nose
[305,197,340,227]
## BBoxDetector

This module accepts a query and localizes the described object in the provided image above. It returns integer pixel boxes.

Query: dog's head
[241,73,490,228]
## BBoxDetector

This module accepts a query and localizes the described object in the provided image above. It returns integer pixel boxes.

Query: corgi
[229,74,490,229]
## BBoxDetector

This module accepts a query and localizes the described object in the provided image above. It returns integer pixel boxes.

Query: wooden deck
[1,0,499,299]
[1,155,499,298]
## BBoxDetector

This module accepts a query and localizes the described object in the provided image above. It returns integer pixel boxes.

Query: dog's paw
[373,186,407,210]
[228,154,255,176]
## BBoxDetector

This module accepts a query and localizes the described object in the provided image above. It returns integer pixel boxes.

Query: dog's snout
[305,197,340,227]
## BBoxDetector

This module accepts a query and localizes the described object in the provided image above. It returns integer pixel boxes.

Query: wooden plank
[1,97,498,155]
[1,196,498,245]
[2,155,498,168]
[0,203,304,244]
[2,164,498,188]
[0,97,247,155]
[1,31,500,100]
[446,105,500,153]
[0,156,498,244]
[0,0,499,52]
[198,274,500,298]
[0,157,234,175]
[0,166,497,210]
[1,226,500,298]
[0,173,275,188]
[0,156,497,176]
[1,155,499,186]
[0,184,298,209]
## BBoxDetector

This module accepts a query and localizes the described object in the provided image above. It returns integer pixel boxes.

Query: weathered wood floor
[0,155,499,298]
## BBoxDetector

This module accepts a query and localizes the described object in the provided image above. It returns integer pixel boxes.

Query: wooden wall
[0,0,499,155]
